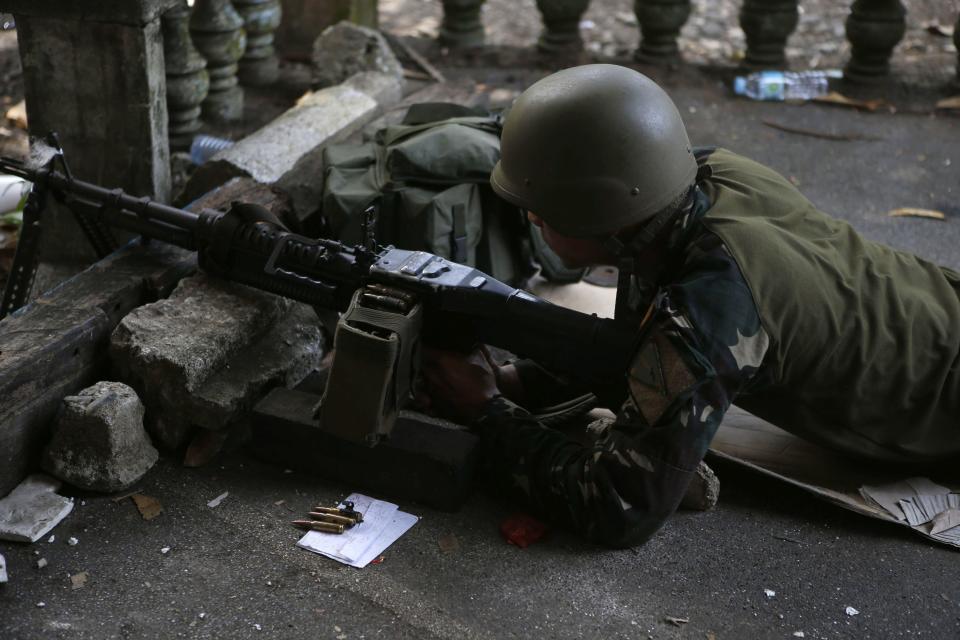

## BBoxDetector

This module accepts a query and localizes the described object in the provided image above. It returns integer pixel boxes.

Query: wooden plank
[0,241,196,495]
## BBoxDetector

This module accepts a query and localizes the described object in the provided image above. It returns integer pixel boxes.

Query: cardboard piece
[710,407,960,549]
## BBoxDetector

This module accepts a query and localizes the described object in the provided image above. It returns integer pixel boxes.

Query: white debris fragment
[764,589,776,598]
[0,475,75,542]
[48,535,55,543]
[845,606,860,616]
[0,552,7,583]
[579,19,596,29]
[160,547,171,555]
[36,602,46,608]
[67,537,78,546]
[207,492,229,508]
[36,558,48,569]
[254,623,262,631]
[793,632,805,638]
[199,612,206,619]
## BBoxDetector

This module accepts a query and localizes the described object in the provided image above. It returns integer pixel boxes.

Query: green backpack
[320,103,583,287]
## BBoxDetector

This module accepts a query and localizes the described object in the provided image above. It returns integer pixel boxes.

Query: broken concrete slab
[188,303,323,431]
[42,381,158,493]
[110,276,321,449]
[0,475,74,543]
[111,274,290,395]
[311,21,403,89]
[177,71,404,209]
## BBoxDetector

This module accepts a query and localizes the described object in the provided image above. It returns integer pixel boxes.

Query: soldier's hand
[420,346,500,424]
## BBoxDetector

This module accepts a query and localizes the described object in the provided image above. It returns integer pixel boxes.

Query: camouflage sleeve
[509,358,593,410]
[474,230,768,548]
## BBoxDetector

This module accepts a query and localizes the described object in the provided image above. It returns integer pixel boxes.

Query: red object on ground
[499,514,547,548]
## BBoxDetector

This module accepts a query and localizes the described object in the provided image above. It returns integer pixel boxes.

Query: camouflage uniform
[473,148,960,548]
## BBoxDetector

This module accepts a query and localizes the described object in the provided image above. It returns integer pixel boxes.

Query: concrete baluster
[633,0,691,61]
[954,12,959,85]
[162,1,210,151]
[439,0,486,49]
[843,0,906,82]
[234,0,282,85]
[739,0,799,69]
[191,0,247,121]
[534,0,591,53]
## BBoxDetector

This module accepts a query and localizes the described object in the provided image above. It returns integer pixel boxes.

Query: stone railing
[437,0,960,83]
[161,0,283,148]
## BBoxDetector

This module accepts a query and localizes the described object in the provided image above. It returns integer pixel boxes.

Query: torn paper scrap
[929,509,960,536]
[207,492,229,508]
[898,494,960,526]
[296,493,418,568]
[859,478,950,521]
[0,474,74,542]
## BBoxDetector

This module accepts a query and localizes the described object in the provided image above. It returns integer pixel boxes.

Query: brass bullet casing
[309,512,357,527]
[291,520,345,534]
[313,506,364,524]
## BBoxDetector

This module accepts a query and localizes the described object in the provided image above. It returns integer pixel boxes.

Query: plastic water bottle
[732,70,842,101]
[189,134,234,165]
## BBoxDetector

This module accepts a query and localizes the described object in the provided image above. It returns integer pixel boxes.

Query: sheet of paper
[860,478,951,522]
[929,509,960,536]
[296,493,418,568]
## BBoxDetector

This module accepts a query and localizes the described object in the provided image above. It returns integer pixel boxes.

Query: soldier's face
[527,212,614,268]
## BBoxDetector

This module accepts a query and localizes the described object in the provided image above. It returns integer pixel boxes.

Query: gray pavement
[2,65,959,639]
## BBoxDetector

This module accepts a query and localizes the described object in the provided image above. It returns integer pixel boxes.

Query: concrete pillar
[274,0,378,60]
[7,0,178,262]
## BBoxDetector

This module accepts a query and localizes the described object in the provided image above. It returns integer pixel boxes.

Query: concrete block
[0,474,74,543]
[15,8,172,261]
[177,71,404,212]
[311,22,403,89]
[249,387,479,510]
[41,381,158,493]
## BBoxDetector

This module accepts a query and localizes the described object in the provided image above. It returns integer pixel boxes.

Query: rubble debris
[0,552,6,583]
[4,99,26,129]
[793,632,805,638]
[437,534,460,554]
[764,589,776,598]
[41,381,158,493]
[160,546,171,555]
[762,119,881,142]
[680,460,720,511]
[70,571,88,589]
[312,22,404,89]
[887,208,946,220]
[207,492,229,508]
[131,494,163,521]
[845,606,860,616]
[36,558,47,569]
[0,475,74,543]
[67,537,78,546]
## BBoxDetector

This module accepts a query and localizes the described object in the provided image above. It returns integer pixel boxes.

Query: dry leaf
[5,100,26,129]
[70,572,88,590]
[888,208,946,220]
[437,533,460,553]
[812,92,885,112]
[131,494,163,520]
[935,96,960,111]
[665,616,689,626]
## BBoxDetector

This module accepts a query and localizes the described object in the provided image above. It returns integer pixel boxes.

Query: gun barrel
[0,157,198,232]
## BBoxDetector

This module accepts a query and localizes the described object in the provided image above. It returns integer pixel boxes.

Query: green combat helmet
[490,64,698,239]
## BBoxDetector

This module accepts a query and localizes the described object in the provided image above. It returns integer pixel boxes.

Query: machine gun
[0,144,638,445]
